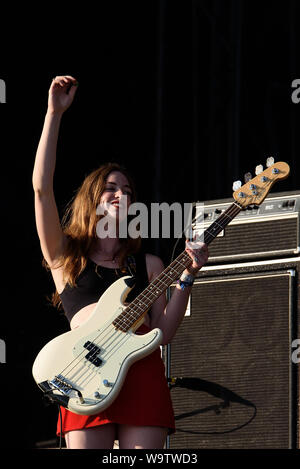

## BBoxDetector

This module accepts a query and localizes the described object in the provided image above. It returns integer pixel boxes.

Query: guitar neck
[113,201,242,332]
[202,201,242,244]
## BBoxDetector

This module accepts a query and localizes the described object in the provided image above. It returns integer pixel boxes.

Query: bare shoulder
[145,253,165,282]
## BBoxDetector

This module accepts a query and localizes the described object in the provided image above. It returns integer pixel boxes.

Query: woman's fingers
[48,75,78,113]
[186,246,208,264]
[52,75,76,82]
[51,75,78,88]
[67,81,78,99]
[185,240,209,271]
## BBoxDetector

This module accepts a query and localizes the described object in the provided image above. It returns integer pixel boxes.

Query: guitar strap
[125,248,149,304]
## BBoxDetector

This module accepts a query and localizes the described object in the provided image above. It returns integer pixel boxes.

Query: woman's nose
[115,188,130,200]
[115,188,123,197]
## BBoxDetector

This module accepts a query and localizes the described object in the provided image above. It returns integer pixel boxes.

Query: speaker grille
[206,217,298,262]
[168,271,294,448]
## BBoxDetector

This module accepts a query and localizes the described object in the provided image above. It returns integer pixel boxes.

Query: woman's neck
[91,238,121,262]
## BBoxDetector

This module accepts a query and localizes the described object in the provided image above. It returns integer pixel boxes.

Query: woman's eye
[104,187,132,196]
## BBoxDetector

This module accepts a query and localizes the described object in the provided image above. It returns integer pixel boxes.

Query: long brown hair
[46,162,141,308]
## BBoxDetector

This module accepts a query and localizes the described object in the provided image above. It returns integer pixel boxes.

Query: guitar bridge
[50,374,74,396]
[50,374,85,403]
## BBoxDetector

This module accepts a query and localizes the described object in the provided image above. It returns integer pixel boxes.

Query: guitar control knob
[103,379,111,387]
[94,391,101,399]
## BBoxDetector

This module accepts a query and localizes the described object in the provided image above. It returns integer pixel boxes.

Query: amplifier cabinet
[165,257,300,449]
[192,191,300,264]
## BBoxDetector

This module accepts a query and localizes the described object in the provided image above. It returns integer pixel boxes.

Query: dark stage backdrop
[0,0,299,448]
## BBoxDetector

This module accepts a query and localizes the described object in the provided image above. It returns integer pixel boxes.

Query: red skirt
[56,325,175,436]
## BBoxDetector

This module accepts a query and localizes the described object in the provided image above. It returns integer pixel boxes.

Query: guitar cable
[43,385,83,449]
[168,377,257,435]
[57,404,63,449]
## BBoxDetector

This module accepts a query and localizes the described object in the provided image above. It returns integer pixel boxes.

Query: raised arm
[32,75,78,267]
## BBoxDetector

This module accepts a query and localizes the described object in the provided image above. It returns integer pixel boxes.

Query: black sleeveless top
[59,252,149,323]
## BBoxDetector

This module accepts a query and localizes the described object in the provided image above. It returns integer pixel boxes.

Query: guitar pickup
[84,341,103,367]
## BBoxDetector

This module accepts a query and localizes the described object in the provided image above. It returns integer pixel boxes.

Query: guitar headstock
[232,160,290,208]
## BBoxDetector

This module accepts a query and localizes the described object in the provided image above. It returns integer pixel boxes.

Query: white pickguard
[32,276,163,415]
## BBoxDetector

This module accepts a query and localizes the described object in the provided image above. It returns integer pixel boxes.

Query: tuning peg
[255,164,264,175]
[266,156,275,167]
[232,180,242,191]
[244,172,252,183]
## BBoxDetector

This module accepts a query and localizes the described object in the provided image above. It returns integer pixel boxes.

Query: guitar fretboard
[113,201,242,332]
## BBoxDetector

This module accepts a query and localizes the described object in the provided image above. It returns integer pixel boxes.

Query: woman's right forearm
[32,110,63,194]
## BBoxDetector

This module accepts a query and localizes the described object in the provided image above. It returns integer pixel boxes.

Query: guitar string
[56,203,242,390]
[67,328,135,388]
[65,327,127,387]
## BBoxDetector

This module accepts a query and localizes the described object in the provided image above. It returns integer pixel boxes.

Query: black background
[0,0,299,449]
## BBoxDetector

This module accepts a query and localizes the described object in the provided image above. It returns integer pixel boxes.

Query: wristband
[177,273,195,290]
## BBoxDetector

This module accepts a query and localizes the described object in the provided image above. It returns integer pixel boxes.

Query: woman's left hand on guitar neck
[184,240,209,276]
